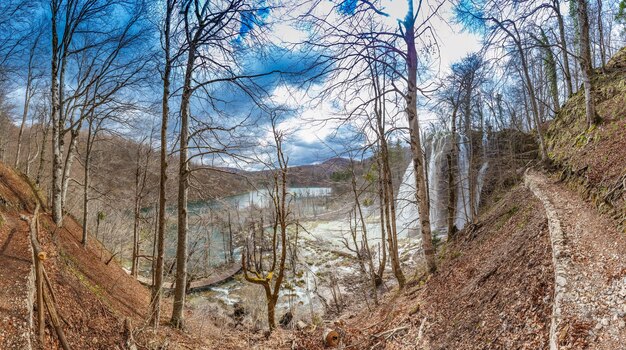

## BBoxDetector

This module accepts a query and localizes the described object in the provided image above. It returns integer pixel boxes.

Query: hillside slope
[547,47,626,233]
[0,162,209,349]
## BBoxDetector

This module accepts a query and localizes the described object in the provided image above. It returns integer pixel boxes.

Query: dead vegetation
[0,162,212,349]
[547,47,626,233]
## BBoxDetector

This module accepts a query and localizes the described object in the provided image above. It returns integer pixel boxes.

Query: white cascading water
[396,160,420,238]
[455,135,471,229]
[395,133,488,239]
[475,162,489,210]
[427,135,447,233]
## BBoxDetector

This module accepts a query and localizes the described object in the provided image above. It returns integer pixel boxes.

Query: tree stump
[323,328,339,348]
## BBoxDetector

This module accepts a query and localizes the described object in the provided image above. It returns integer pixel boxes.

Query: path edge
[525,169,568,350]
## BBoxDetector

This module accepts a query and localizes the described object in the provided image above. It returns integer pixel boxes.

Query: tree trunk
[464,86,478,225]
[50,2,63,226]
[538,29,560,114]
[350,163,378,300]
[375,155,386,283]
[597,0,606,69]
[15,67,33,169]
[25,130,37,177]
[36,121,49,187]
[554,0,573,97]
[82,122,93,246]
[228,212,233,263]
[60,128,81,212]
[381,139,404,287]
[151,0,173,329]
[517,40,548,163]
[577,0,597,128]
[131,163,141,278]
[132,142,146,278]
[447,106,459,238]
[171,42,195,329]
[404,1,436,274]
[267,297,276,331]
[368,55,387,284]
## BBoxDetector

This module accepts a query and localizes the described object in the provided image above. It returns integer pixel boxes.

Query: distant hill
[283,157,354,187]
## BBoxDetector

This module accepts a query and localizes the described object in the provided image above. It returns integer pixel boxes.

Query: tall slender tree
[400,0,437,274]
[576,0,598,128]
[151,0,177,329]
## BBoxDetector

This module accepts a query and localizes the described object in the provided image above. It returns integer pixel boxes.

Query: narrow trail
[0,215,33,350]
[526,170,626,349]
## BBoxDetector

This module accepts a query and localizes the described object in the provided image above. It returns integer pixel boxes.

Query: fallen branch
[22,204,71,349]
[43,286,71,350]
[43,268,73,328]
[105,251,120,265]
[372,326,409,339]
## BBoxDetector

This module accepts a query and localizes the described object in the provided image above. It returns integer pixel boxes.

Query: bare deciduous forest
[0,0,625,349]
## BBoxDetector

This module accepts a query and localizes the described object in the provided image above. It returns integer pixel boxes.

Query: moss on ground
[546,47,626,232]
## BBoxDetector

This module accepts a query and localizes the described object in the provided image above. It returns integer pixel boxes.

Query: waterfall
[455,135,470,229]
[395,133,488,238]
[396,161,420,237]
[427,135,448,233]
[475,162,489,209]
[396,134,450,237]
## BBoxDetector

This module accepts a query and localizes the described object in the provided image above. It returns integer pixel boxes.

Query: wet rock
[232,302,246,326]
[279,311,293,327]
[296,320,307,330]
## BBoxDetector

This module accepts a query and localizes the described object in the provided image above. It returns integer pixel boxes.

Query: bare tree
[49,0,147,226]
[242,116,291,331]
[169,0,278,327]
[550,0,574,97]
[151,0,178,329]
[457,1,549,163]
[532,29,561,114]
[15,26,43,169]
[303,0,444,281]
[398,0,438,274]
[131,133,155,277]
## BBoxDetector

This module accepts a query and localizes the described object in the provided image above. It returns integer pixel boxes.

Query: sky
[5,0,481,170]
[239,0,481,167]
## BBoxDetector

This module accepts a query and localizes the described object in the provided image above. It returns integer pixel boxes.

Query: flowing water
[396,133,489,239]
[141,187,334,278]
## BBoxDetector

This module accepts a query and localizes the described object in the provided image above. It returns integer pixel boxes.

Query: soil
[527,170,626,349]
[0,163,40,349]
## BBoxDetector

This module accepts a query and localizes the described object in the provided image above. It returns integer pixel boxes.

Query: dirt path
[526,170,626,349]
[0,214,34,350]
